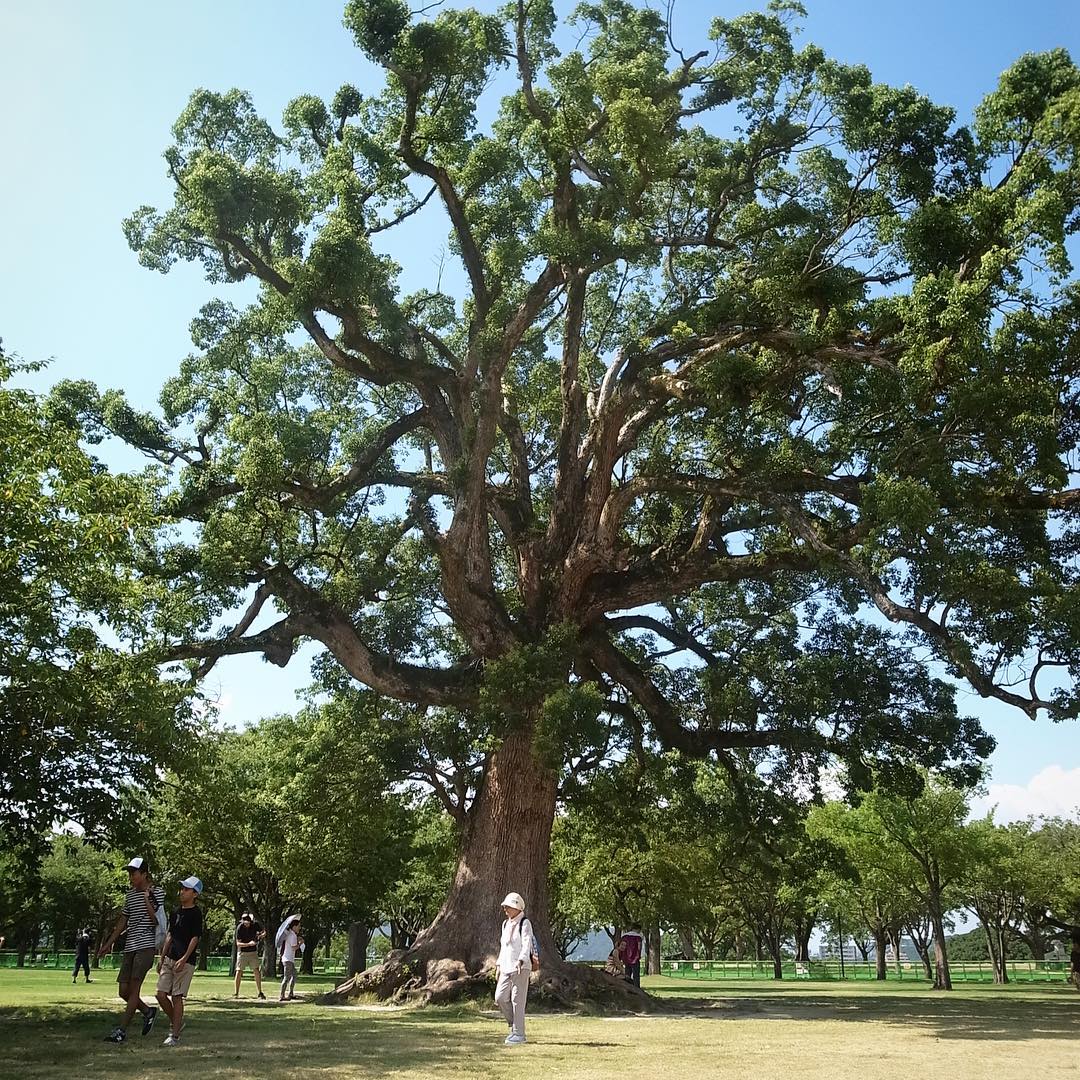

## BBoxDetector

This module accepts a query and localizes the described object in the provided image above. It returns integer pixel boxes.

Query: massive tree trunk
[342,729,645,1006]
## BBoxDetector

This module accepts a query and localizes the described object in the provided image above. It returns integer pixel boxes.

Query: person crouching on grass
[495,892,533,1046]
[156,876,204,1047]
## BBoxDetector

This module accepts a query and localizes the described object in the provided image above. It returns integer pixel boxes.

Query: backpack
[154,896,168,949]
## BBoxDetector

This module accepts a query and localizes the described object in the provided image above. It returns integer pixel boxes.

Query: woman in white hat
[495,892,533,1045]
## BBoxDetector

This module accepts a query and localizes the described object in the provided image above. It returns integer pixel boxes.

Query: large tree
[57,1,1080,1000]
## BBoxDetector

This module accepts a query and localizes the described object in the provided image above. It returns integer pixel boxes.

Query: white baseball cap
[124,857,148,872]
[501,892,525,911]
[179,876,203,894]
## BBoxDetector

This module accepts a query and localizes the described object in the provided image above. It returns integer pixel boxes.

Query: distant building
[817,939,864,962]
[884,937,920,963]
[817,937,920,962]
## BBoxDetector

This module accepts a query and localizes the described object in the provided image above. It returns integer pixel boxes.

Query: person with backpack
[98,857,165,1043]
[495,891,536,1046]
[619,924,644,988]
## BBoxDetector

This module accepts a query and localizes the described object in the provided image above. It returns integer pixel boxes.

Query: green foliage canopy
[54,1,1080,816]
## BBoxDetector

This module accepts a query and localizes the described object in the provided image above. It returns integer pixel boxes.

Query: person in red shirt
[618,924,644,988]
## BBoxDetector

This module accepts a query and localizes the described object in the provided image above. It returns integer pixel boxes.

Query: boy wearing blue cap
[156,876,204,1047]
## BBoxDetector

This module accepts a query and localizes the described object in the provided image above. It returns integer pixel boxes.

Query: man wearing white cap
[98,857,166,1043]
[156,876,204,1046]
[495,891,534,1045]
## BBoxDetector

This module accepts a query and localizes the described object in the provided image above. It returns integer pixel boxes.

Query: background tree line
[6,741,1077,995]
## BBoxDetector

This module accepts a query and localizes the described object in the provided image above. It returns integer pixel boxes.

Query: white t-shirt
[282,930,300,963]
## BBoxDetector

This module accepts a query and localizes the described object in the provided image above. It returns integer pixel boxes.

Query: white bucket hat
[501,892,526,911]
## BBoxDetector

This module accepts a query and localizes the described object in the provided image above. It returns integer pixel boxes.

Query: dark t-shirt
[236,921,261,951]
[168,906,204,962]
[75,933,91,959]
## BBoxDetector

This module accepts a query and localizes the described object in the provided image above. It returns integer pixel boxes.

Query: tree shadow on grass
[668,987,1080,1042]
[0,999,516,1080]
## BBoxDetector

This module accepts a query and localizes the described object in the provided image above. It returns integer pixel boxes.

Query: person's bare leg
[253,966,263,995]
[234,967,242,995]
[156,991,175,1025]
[171,996,185,1036]
[121,976,148,1028]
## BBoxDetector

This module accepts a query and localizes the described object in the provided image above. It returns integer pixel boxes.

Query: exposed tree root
[320,948,656,1012]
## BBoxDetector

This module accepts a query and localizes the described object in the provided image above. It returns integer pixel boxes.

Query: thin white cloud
[971,765,1080,823]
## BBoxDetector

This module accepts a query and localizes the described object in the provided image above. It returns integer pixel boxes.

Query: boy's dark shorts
[118,947,157,986]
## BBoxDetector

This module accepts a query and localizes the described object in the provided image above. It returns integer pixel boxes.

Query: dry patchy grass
[0,968,1076,1079]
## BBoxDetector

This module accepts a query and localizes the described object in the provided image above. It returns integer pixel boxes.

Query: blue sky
[2,1,1078,816]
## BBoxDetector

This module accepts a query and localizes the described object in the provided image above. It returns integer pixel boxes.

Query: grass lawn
[0,968,1076,1079]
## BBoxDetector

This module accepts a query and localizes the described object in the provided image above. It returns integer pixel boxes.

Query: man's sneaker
[257,991,266,1000]
[504,1033,526,1045]
[163,1034,180,1047]
[141,1006,158,1035]
[104,1027,126,1043]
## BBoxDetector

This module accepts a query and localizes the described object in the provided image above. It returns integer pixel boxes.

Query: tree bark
[347,921,368,976]
[907,920,934,981]
[764,929,784,979]
[677,925,695,960]
[648,919,661,975]
[345,729,646,1005]
[873,928,887,980]
[928,895,952,990]
[888,926,903,975]
[262,910,280,979]
[793,918,813,963]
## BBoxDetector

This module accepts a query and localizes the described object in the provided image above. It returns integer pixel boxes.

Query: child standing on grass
[155,877,203,1047]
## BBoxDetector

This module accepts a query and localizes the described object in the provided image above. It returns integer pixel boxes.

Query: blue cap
[179,876,203,895]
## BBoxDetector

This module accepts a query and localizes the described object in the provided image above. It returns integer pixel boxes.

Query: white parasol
[275,914,301,952]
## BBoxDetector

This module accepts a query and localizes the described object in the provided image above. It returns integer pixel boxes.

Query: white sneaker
[504,1034,526,1045]
[163,1034,180,1046]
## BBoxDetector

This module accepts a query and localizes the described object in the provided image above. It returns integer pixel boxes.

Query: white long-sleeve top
[497,913,533,972]
[282,930,302,964]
